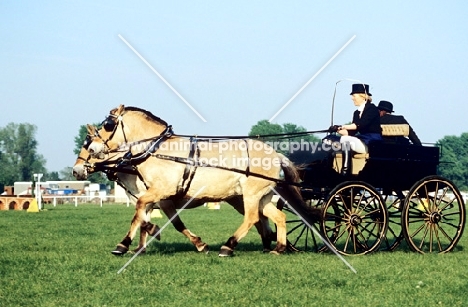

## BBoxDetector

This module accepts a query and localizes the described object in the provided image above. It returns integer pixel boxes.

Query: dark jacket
[350,102,382,144]
[380,114,422,145]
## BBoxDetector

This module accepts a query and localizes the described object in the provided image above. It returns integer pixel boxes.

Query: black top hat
[377,100,394,113]
[350,84,371,96]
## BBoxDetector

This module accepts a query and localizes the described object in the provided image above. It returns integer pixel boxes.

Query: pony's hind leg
[112,194,157,256]
[258,214,276,253]
[219,195,262,257]
[227,196,274,252]
[219,192,286,256]
[261,201,287,254]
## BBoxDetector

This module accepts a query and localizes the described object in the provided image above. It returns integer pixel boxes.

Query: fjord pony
[87,105,312,256]
[72,127,276,254]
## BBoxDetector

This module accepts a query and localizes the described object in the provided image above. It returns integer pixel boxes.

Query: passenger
[329,83,382,176]
[377,100,422,146]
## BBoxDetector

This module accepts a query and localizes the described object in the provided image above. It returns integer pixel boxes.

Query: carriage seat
[332,124,410,175]
[381,124,409,137]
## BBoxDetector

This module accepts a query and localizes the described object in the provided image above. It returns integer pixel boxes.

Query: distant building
[13,181,91,196]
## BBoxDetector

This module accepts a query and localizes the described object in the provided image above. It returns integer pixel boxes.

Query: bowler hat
[377,100,394,113]
[350,84,371,96]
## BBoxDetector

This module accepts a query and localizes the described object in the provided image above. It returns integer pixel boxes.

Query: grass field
[1,203,467,306]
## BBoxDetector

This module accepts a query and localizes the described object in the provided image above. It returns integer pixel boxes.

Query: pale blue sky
[1,1,467,172]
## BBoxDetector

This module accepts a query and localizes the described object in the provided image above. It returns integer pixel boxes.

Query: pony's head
[72,124,106,179]
[87,105,169,157]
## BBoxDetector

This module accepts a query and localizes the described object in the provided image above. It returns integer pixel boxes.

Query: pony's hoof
[196,243,209,254]
[263,248,272,253]
[270,245,287,255]
[111,244,129,256]
[218,245,234,257]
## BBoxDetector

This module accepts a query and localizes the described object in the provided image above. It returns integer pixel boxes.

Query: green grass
[1,203,467,306]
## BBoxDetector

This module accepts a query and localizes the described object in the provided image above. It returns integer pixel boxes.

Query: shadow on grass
[144,241,266,256]
[135,235,467,256]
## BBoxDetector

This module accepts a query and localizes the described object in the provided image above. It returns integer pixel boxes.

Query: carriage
[74,104,466,257]
[282,125,466,255]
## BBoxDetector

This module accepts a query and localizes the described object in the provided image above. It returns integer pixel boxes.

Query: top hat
[377,100,394,113]
[350,84,371,96]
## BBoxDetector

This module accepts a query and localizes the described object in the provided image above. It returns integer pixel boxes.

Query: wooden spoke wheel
[278,189,327,253]
[380,191,405,251]
[322,181,388,256]
[401,175,466,254]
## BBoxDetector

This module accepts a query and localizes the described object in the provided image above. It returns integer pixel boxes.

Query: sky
[1,1,468,173]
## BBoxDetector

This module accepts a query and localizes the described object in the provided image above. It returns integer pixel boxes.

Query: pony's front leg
[111,195,157,256]
[132,208,162,254]
[133,228,149,254]
[159,200,209,253]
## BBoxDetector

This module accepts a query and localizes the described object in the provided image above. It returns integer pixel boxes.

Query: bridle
[75,134,93,163]
[91,110,174,164]
[75,112,128,171]
[76,109,173,189]
[92,112,129,154]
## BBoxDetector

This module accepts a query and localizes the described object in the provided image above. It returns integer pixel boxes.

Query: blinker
[102,117,116,132]
[83,135,92,149]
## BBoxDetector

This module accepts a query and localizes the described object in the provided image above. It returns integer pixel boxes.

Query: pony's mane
[124,106,168,127]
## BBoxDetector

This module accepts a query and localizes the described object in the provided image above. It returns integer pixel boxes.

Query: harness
[177,137,199,195]
[84,112,328,197]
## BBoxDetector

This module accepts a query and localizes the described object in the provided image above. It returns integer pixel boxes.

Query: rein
[172,129,330,140]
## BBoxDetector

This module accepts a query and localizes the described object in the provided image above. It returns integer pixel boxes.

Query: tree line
[437,133,468,190]
[0,121,467,191]
[0,123,106,189]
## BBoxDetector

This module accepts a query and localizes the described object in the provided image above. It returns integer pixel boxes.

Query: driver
[330,83,382,176]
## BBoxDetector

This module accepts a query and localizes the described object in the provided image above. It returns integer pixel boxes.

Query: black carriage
[283,124,466,255]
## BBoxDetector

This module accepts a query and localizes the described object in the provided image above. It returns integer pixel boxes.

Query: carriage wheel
[380,191,405,251]
[277,190,327,253]
[401,175,466,254]
[322,181,388,256]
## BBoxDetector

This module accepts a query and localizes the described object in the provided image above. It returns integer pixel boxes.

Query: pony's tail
[278,154,323,223]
